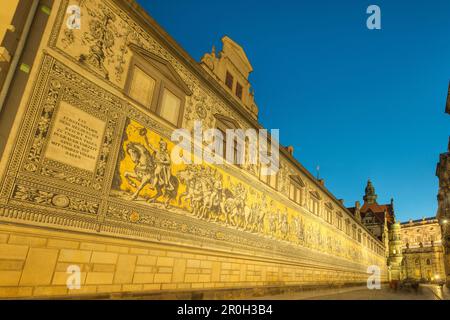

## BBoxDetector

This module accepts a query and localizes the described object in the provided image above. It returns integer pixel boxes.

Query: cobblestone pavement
[251,285,449,300]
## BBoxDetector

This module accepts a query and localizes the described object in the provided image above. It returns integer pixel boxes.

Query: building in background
[436,85,450,286]
[348,180,395,250]
[400,218,446,283]
[348,180,402,280]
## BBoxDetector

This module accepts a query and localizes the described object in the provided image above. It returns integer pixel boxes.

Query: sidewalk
[420,284,450,300]
[249,285,443,300]
[443,285,450,300]
[249,286,368,300]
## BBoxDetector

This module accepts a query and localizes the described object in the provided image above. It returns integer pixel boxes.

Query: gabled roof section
[290,175,305,187]
[214,113,241,129]
[128,43,192,96]
[360,209,385,224]
[360,202,395,224]
[325,202,334,210]
[310,190,322,200]
[221,36,253,77]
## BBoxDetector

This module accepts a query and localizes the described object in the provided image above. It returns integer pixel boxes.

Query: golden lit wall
[0,0,19,44]
[0,0,387,298]
[400,220,446,282]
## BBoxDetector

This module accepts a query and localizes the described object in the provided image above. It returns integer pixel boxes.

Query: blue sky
[137,0,450,222]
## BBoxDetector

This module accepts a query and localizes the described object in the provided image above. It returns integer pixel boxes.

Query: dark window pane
[236,82,243,99]
[225,72,233,90]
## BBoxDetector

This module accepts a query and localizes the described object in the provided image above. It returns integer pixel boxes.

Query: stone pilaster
[388,222,404,281]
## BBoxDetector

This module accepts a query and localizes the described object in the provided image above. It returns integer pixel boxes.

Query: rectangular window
[260,166,277,190]
[309,199,319,215]
[218,129,227,160]
[325,209,332,224]
[129,66,156,107]
[314,201,319,215]
[289,184,296,201]
[160,88,181,126]
[268,173,277,189]
[236,82,243,100]
[289,182,303,205]
[337,216,343,230]
[225,71,234,90]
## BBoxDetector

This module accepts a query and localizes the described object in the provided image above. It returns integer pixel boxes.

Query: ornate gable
[201,37,259,120]
[128,44,192,96]
[221,36,253,78]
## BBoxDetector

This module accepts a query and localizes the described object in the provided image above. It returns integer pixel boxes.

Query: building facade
[349,181,409,281]
[400,218,446,283]
[0,0,387,298]
[348,181,395,245]
[436,85,450,286]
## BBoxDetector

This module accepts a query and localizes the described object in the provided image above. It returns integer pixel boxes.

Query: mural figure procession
[114,120,305,243]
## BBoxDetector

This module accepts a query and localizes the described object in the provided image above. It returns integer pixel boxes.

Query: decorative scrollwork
[13,185,99,215]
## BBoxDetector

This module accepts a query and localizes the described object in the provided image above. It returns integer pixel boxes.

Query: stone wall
[0,0,387,298]
[0,224,373,298]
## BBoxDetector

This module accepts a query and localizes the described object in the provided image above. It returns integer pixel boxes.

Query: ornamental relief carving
[0,1,386,267]
[0,53,383,267]
[52,0,249,151]
[21,65,119,192]
[12,184,99,215]
[107,117,380,266]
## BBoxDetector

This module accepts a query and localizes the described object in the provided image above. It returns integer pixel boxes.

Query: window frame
[259,164,278,190]
[125,55,186,128]
[125,58,161,112]
[156,84,186,127]
[215,115,242,166]
[236,81,243,100]
[225,71,234,90]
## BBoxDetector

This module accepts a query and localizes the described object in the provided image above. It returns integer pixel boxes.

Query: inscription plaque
[45,101,106,172]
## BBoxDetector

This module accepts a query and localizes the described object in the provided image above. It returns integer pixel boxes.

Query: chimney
[318,179,325,186]
[355,201,361,210]
[287,146,294,156]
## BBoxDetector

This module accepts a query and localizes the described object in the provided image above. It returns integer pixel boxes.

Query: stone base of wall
[30,283,369,300]
[0,223,376,299]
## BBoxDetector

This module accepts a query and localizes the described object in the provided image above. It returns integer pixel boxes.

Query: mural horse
[124,142,179,209]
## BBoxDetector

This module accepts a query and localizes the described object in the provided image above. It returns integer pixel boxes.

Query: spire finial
[363,179,378,204]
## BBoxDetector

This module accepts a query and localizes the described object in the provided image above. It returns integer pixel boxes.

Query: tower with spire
[347,180,396,242]
[363,180,378,205]
[348,180,401,280]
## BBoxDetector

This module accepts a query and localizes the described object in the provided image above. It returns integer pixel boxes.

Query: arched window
[426,259,431,266]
